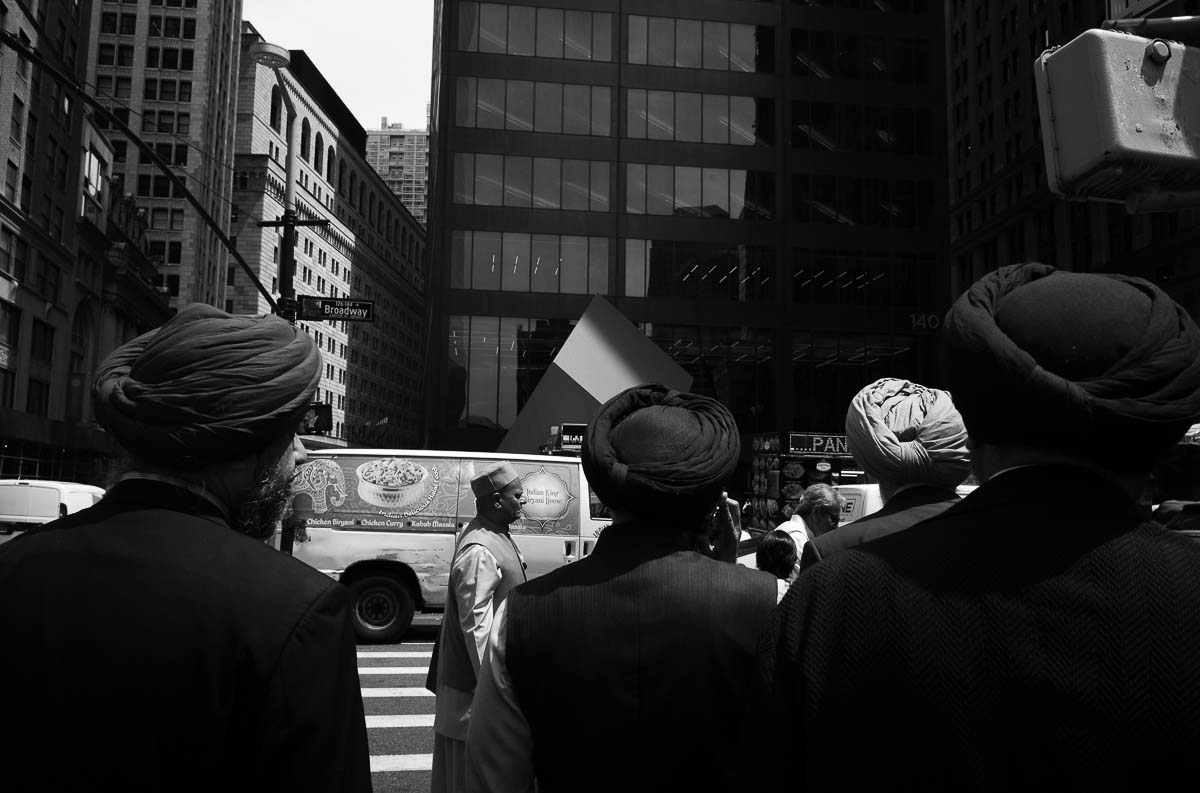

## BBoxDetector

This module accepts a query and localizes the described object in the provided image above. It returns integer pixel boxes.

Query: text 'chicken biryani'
[358,458,427,489]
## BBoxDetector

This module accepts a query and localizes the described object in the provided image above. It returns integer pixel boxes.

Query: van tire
[348,575,415,643]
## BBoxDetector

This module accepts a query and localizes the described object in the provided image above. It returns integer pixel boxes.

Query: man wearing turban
[799,377,970,571]
[429,460,528,793]
[0,305,371,793]
[466,385,778,793]
[755,264,1200,791]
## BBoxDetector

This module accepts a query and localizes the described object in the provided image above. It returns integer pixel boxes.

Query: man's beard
[234,459,294,540]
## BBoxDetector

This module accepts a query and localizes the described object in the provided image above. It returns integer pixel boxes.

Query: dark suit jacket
[503,522,779,793]
[756,465,1200,792]
[798,484,960,571]
[0,479,371,793]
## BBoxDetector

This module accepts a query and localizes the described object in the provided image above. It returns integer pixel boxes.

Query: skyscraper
[86,0,241,309]
[427,1,949,453]
[366,114,430,225]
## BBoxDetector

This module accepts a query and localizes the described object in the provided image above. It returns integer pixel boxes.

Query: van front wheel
[348,575,415,643]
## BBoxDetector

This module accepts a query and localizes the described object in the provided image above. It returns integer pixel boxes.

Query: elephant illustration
[292,459,348,514]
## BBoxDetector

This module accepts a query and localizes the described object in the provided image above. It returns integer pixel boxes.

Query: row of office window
[456,77,610,136]
[627,90,772,146]
[99,12,196,38]
[143,79,193,103]
[146,47,194,71]
[791,101,934,155]
[625,240,775,302]
[792,174,934,228]
[627,16,772,73]
[458,3,612,61]
[140,110,191,135]
[453,153,610,212]
[450,231,609,295]
[791,29,931,84]
[626,165,776,220]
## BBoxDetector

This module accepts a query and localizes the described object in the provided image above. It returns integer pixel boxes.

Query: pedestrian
[755,263,1200,790]
[465,384,778,793]
[756,528,799,599]
[428,461,528,793]
[0,304,371,793]
[777,483,844,557]
[799,377,970,571]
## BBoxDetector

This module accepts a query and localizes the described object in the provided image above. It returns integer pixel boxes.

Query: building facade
[366,115,430,225]
[1,0,170,483]
[231,23,428,448]
[85,0,241,310]
[947,0,1200,314]
[427,0,949,453]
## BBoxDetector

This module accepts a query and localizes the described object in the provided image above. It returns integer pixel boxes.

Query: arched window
[338,161,345,195]
[313,133,324,173]
[368,192,376,226]
[401,228,408,254]
[349,171,357,206]
[269,86,282,131]
[358,183,365,214]
[300,119,311,160]
[326,146,335,181]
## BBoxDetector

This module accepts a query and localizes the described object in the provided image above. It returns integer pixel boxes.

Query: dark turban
[942,262,1200,472]
[93,304,321,465]
[583,384,740,529]
[845,378,970,488]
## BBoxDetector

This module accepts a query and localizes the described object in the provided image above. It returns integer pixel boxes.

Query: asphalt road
[364,615,442,793]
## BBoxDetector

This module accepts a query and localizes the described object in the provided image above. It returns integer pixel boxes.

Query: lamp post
[248,41,327,555]
[249,41,301,321]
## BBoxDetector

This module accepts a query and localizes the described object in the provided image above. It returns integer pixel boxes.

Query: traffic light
[299,403,333,435]
[1035,24,1200,212]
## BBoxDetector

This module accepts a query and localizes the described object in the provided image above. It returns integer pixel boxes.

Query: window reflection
[626,239,776,302]
[457,77,611,136]
[458,2,613,62]
[627,15,774,73]
[456,153,611,211]
[792,100,929,154]
[792,174,933,228]
[453,230,609,294]
[792,248,932,308]
[626,90,772,146]
[639,323,776,434]
[790,29,928,83]
[627,164,775,220]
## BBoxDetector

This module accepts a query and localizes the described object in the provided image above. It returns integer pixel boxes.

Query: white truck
[286,448,611,642]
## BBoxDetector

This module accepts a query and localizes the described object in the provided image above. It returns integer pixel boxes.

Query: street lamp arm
[0,30,278,312]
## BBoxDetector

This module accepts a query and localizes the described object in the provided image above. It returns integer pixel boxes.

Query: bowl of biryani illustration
[356,458,429,509]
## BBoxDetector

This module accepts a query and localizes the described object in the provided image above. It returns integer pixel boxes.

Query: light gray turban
[845,378,970,488]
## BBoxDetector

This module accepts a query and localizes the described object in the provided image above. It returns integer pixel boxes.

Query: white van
[0,479,106,535]
[286,449,611,642]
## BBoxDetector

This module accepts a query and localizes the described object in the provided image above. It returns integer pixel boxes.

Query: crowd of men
[4,262,1200,793]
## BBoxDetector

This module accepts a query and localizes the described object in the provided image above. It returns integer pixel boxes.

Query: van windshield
[0,485,59,519]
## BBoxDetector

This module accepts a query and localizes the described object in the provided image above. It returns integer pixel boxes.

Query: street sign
[297,296,375,322]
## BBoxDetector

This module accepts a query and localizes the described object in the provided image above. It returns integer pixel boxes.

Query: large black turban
[93,304,321,465]
[942,262,1200,472]
[582,384,740,529]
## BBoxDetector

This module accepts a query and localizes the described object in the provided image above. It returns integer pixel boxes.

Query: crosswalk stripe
[371,753,434,772]
[366,714,435,729]
[358,666,428,675]
[358,651,432,659]
[361,687,434,697]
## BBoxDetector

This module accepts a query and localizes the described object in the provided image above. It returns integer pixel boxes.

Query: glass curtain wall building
[428,0,948,452]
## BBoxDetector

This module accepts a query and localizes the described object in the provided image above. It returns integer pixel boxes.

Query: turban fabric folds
[942,263,1200,472]
[583,384,740,529]
[845,378,969,488]
[93,304,321,464]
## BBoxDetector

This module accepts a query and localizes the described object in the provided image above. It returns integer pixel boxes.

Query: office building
[947,0,1200,313]
[1,0,170,482]
[427,0,949,453]
[231,22,428,447]
[86,0,242,309]
[366,114,430,225]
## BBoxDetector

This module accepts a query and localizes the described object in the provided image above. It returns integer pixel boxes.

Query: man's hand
[706,492,742,563]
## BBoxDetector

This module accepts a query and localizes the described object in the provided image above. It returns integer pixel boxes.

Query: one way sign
[297,297,375,322]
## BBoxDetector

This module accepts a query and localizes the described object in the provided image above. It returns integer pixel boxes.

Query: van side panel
[505,460,584,581]
[289,454,470,608]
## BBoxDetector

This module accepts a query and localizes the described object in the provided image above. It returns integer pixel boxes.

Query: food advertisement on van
[289,454,582,536]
